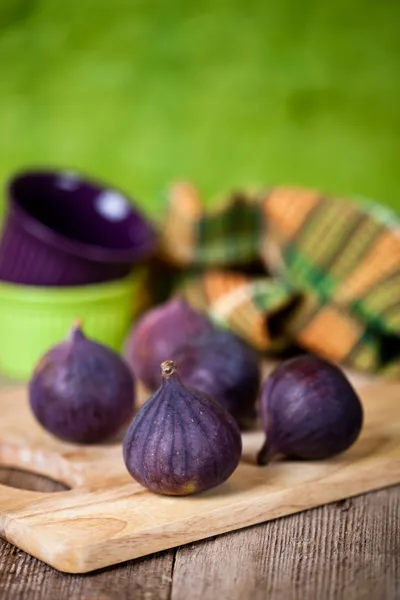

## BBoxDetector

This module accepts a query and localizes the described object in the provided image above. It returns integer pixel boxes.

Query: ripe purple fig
[257,355,363,464]
[29,320,135,444]
[173,329,261,429]
[123,360,242,495]
[123,296,214,390]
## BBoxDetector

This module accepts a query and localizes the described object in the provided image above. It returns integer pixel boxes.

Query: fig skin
[173,329,261,429]
[257,355,363,464]
[123,296,214,390]
[29,321,135,444]
[123,360,242,495]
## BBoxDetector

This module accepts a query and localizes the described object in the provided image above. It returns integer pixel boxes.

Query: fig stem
[161,360,178,379]
[257,440,273,466]
[69,318,85,342]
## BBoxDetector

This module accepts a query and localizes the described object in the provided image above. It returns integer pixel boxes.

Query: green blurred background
[0,0,399,219]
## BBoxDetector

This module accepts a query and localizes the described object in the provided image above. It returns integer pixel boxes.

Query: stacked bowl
[0,169,156,379]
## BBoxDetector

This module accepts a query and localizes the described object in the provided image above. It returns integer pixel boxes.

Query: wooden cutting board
[0,382,398,574]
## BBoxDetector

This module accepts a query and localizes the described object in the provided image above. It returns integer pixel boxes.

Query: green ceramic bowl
[0,270,146,381]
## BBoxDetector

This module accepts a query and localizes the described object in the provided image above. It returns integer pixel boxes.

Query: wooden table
[0,469,398,599]
[0,371,399,600]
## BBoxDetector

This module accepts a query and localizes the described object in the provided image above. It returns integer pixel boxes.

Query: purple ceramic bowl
[0,170,156,286]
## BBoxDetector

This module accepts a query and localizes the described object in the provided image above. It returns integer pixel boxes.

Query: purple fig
[257,355,363,464]
[123,295,214,390]
[123,360,242,495]
[173,329,261,429]
[29,320,135,444]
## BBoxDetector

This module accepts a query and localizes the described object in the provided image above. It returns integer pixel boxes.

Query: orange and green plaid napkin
[159,183,400,377]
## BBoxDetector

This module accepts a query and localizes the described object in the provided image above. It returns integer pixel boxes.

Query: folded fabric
[159,183,400,376]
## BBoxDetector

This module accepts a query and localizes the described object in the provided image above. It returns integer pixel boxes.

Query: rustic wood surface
[0,383,399,574]
[0,468,398,600]
[0,375,399,597]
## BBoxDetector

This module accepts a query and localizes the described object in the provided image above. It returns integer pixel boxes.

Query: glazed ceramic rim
[0,271,142,305]
[7,168,157,264]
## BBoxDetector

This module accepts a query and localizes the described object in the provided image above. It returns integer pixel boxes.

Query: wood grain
[0,468,398,599]
[0,469,174,600]
[171,487,400,600]
[0,382,399,574]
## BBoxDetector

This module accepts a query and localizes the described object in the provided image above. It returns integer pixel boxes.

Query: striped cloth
[159,183,400,376]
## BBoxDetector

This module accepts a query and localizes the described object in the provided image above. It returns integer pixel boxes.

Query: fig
[29,320,135,444]
[173,329,261,428]
[123,295,213,390]
[123,360,242,495]
[257,355,363,464]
